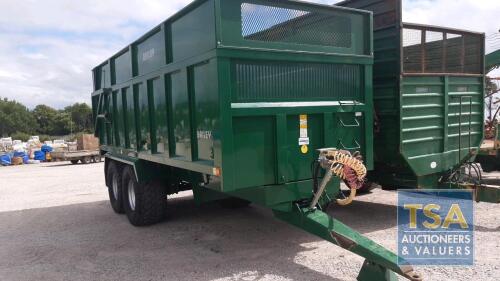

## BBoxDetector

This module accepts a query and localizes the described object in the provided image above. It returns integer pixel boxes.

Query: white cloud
[0,0,498,109]
[0,0,193,109]
[402,0,500,52]
[0,0,189,34]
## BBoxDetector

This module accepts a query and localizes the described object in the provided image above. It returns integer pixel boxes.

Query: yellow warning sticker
[299,114,309,145]
[299,114,307,128]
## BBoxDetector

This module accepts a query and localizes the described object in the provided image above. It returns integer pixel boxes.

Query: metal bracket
[339,100,360,110]
[338,140,361,150]
[339,116,360,127]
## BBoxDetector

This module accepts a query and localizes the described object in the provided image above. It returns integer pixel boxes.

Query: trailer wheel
[218,197,251,208]
[122,167,167,226]
[81,156,91,164]
[107,162,124,214]
[480,162,496,173]
[93,156,102,163]
[70,160,79,165]
[477,156,496,172]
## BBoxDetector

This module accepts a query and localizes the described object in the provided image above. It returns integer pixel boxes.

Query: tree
[32,104,76,136]
[32,104,58,135]
[0,98,37,137]
[64,103,93,133]
[0,98,92,137]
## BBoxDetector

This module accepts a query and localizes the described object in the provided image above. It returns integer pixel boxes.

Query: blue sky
[0,0,498,109]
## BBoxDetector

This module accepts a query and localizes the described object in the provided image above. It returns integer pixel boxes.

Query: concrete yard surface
[0,162,498,281]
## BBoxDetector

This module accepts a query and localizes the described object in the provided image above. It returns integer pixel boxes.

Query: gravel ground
[0,162,498,281]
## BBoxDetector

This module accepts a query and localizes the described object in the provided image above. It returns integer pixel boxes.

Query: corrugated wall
[233,61,363,102]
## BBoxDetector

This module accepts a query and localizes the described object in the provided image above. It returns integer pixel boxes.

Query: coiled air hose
[310,149,367,208]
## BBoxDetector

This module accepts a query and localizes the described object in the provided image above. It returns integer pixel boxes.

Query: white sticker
[299,115,308,145]
[299,128,307,138]
[299,137,310,145]
[430,161,437,169]
[355,112,363,117]
[142,48,155,61]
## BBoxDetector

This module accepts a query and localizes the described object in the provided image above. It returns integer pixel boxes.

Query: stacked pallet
[77,134,99,151]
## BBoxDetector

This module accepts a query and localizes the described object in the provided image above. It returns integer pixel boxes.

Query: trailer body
[338,0,485,189]
[92,0,373,203]
[91,1,424,280]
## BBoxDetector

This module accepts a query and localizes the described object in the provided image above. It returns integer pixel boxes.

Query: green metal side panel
[372,27,402,165]
[149,77,169,154]
[134,83,150,151]
[401,76,483,178]
[104,92,113,146]
[192,60,219,162]
[285,114,326,182]
[228,106,371,192]
[113,90,125,147]
[170,70,191,159]
[123,87,137,150]
[114,50,132,84]
[338,0,403,167]
[232,116,277,188]
[92,94,104,144]
[136,30,166,76]
[94,62,111,90]
[171,0,216,62]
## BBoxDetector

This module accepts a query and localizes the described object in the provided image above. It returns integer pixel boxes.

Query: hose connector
[310,148,367,208]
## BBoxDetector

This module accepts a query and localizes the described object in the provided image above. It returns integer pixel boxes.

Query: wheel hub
[111,175,119,200]
[128,181,136,211]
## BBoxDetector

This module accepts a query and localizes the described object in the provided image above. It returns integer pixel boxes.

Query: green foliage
[64,103,93,133]
[32,104,58,135]
[0,98,37,137]
[0,97,93,138]
[38,135,52,143]
[52,112,74,136]
[10,132,31,142]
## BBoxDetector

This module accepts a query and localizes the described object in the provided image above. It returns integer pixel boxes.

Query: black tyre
[480,162,496,173]
[93,156,102,163]
[81,156,91,164]
[218,197,251,208]
[122,167,167,226]
[107,162,124,214]
[70,159,79,165]
[476,156,497,172]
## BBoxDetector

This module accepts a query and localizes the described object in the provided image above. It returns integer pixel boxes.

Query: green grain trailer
[338,0,488,191]
[91,0,421,280]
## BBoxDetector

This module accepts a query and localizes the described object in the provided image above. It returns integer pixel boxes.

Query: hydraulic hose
[310,149,367,208]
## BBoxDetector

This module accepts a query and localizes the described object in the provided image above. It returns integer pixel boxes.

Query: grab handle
[338,140,361,150]
[338,116,360,127]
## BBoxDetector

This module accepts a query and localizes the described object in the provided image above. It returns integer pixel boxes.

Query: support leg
[357,260,398,281]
